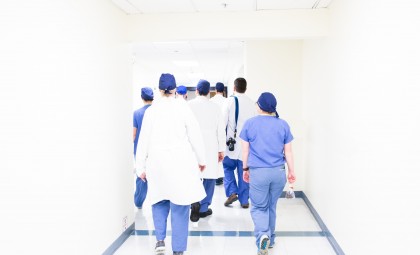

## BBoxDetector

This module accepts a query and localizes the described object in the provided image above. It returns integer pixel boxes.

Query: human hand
[243,171,250,183]
[139,172,147,182]
[288,171,296,184]
[218,152,224,163]
[199,165,206,172]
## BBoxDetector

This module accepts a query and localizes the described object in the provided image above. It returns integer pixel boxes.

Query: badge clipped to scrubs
[285,183,295,199]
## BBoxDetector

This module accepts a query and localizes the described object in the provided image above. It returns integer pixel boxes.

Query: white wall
[0,1,133,254]
[302,0,420,254]
[244,40,305,190]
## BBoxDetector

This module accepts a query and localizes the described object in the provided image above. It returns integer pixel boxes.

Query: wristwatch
[243,167,249,171]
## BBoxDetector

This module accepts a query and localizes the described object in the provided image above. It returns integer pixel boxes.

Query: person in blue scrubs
[240,92,296,255]
[133,87,154,209]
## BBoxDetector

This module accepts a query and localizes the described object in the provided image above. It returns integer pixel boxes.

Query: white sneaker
[258,235,270,255]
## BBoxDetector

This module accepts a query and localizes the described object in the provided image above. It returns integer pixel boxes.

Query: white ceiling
[133,40,244,86]
[112,0,332,14]
[120,0,333,88]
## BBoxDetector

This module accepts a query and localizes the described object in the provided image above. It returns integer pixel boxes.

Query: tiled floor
[114,185,336,255]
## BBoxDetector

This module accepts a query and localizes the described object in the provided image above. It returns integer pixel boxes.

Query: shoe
[241,203,249,209]
[258,235,270,255]
[224,194,238,206]
[173,252,184,255]
[215,177,224,185]
[155,240,165,255]
[199,208,213,218]
[268,242,274,249]
[190,202,201,222]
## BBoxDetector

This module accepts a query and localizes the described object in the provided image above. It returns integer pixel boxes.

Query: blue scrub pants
[223,156,249,205]
[152,200,190,252]
[249,166,286,248]
[134,177,147,208]
[200,179,216,213]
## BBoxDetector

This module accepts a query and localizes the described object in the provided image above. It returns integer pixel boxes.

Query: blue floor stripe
[132,230,325,237]
[108,192,344,254]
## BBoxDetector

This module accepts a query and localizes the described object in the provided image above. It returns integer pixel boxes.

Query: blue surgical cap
[215,82,224,92]
[141,87,154,101]
[197,79,210,95]
[176,85,187,95]
[257,92,279,118]
[159,73,176,94]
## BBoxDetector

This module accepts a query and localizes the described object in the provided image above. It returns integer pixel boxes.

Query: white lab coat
[223,92,258,160]
[210,94,228,177]
[210,94,227,110]
[136,97,206,205]
[188,96,226,179]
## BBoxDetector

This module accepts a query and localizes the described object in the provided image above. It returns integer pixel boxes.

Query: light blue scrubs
[152,200,190,252]
[240,115,293,248]
[249,166,286,247]
[200,179,216,213]
[133,104,151,208]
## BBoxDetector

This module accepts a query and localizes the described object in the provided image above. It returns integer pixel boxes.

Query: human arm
[241,140,250,183]
[135,111,152,180]
[133,128,137,142]
[217,108,226,162]
[184,105,206,168]
[284,142,296,183]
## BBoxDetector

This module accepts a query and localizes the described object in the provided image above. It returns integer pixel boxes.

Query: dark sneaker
[190,202,201,222]
[215,177,224,185]
[155,240,165,255]
[258,235,270,255]
[241,203,249,209]
[199,208,213,218]
[224,194,238,206]
[173,252,184,255]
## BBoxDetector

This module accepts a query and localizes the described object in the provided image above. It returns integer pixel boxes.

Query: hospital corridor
[1,1,420,255]
[114,186,337,255]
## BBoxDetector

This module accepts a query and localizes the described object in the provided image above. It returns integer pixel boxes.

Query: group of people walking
[133,73,296,255]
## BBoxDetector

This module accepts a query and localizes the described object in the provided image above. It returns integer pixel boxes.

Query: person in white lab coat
[188,80,226,219]
[210,82,227,185]
[136,73,206,255]
[223,78,257,209]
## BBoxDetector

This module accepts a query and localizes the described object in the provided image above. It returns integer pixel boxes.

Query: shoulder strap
[231,96,239,138]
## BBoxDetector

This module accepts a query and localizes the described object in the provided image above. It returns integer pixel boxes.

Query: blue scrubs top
[240,115,293,168]
[133,104,151,156]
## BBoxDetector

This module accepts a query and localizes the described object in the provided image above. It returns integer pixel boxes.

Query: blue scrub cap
[215,82,224,92]
[159,73,176,94]
[197,79,210,95]
[257,92,279,118]
[141,87,154,101]
[176,85,187,95]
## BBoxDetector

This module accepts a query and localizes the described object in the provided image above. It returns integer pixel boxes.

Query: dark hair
[199,91,209,96]
[141,95,154,101]
[234,78,247,93]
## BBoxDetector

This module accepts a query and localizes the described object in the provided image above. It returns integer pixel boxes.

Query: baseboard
[298,191,346,255]
[102,222,135,255]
